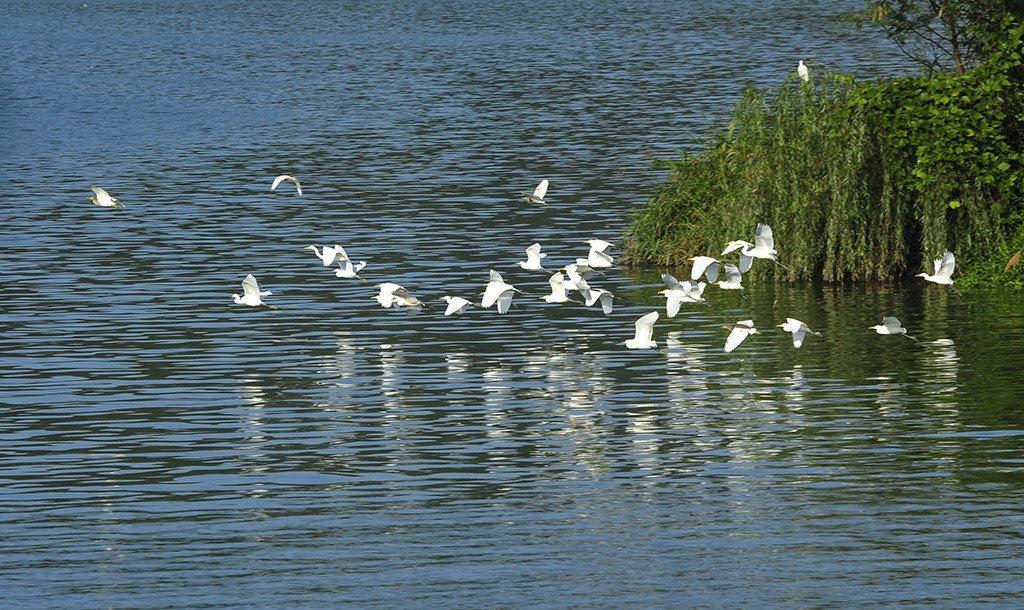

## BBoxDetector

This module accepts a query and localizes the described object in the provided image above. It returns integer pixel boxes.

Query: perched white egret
[798,60,809,82]
[689,255,721,283]
[440,295,474,316]
[481,269,520,314]
[232,274,277,309]
[870,316,917,340]
[659,273,706,317]
[517,243,548,271]
[715,263,744,291]
[625,311,660,349]
[723,319,760,353]
[271,174,302,195]
[89,186,124,208]
[584,239,614,268]
[522,179,549,205]
[334,258,367,281]
[777,317,821,348]
[584,288,614,314]
[304,244,348,267]
[917,251,957,287]
[723,223,777,272]
[539,272,574,303]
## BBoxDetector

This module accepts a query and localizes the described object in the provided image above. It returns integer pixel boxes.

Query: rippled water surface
[3,0,1024,607]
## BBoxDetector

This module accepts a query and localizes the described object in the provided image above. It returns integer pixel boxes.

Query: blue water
[3,1,1024,607]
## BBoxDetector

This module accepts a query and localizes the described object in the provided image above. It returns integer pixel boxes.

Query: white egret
[563,266,594,302]
[373,282,404,308]
[481,269,520,314]
[723,223,777,272]
[584,239,614,268]
[870,316,917,340]
[715,263,744,291]
[304,244,347,267]
[271,174,302,195]
[517,243,548,271]
[625,311,660,349]
[777,317,820,348]
[723,319,760,353]
[798,60,809,82]
[539,272,574,304]
[440,295,474,316]
[917,251,957,289]
[89,186,124,208]
[232,274,277,309]
[659,273,706,317]
[522,179,549,205]
[584,288,614,314]
[689,255,720,283]
[334,258,367,281]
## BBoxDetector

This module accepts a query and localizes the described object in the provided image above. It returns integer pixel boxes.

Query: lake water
[3,0,1024,607]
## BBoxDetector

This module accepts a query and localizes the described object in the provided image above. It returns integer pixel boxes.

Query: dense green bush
[622,16,1024,288]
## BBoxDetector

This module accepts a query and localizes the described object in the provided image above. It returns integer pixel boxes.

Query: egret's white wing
[626,309,659,347]
[937,251,955,279]
[754,223,774,251]
[533,179,548,200]
[724,327,748,353]
[587,239,613,252]
[882,316,903,333]
[668,296,685,318]
[241,274,260,299]
[690,256,720,283]
[791,327,807,348]
[661,273,684,291]
[271,175,289,191]
[488,269,505,283]
[738,252,753,273]
[588,248,614,268]
[495,289,515,314]
[481,282,507,309]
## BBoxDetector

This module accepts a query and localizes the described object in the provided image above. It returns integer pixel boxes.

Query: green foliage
[622,16,1024,288]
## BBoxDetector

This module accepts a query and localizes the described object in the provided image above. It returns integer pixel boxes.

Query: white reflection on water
[923,338,959,400]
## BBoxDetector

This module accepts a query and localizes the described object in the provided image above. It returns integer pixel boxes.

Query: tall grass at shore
[622,69,1023,286]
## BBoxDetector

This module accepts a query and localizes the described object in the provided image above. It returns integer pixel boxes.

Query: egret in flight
[334,258,367,281]
[271,174,302,195]
[659,273,706,317]
[522,179,549,205]
[584,288,615,314]
[440,295,474,316]
[869,316,917,341]
[715,263,744,291]
[917,251,959,293]
[723,223,778,272]
[539,272,574,304]
[481,269,520,314]
[233,274,277,309]
[625,311,660,349]
[723,319,760,353]
[517,243,547,271]
[89,186,124,208]
[583,239,614,268]
[777,317,820,348]
[689,256,721,283]
[304,244,347,267]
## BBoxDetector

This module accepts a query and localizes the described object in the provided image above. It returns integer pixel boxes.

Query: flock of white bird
[90,159,959,353]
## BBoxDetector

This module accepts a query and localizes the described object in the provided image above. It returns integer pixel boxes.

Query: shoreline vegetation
[621,1,1024,289]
